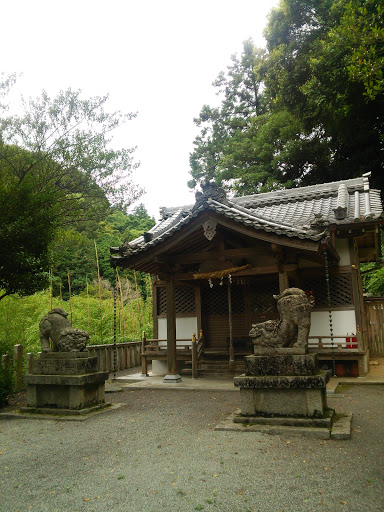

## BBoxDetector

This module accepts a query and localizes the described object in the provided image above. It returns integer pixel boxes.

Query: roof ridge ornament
[333,183,349,220]
[310,213,328,228]
[193,181,228,211]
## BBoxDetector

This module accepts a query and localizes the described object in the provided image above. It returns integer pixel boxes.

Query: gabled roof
[111,174,383,266]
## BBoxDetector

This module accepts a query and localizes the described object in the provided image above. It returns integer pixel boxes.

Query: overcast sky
[2,0,279,219]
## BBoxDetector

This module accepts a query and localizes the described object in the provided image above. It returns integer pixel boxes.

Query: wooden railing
[308,336,360,351]
[364,297,384,357]
[140,332,198,376]
[87,342,141,372]
[1,341,142,394]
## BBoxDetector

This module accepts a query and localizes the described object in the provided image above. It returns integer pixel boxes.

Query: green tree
[189,1,384,196]
[189,40,269,192]
[49,204,155,298]
[0,75,143,300]
[263,0,383,191]
[0,148,55,299]
[121,204,156,241]
[336,0,384,100]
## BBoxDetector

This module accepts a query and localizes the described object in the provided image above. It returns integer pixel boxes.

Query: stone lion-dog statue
[249,288,312,351]
[39,308,89,352]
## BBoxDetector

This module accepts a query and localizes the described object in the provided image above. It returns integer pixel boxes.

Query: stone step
[181,368,240,378]
[184,361,244,371]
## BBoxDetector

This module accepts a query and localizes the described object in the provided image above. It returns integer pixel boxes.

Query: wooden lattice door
[200,276,280,351]
[201,284,247,350]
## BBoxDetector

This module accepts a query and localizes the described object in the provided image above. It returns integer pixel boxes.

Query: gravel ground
[0,384,383,512]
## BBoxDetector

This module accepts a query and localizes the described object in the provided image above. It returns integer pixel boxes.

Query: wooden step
[182,356,245,378]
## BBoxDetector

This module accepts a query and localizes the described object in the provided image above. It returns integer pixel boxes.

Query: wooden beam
[349,239,365,352]
[175,263,299,281]
[167,246,268,264]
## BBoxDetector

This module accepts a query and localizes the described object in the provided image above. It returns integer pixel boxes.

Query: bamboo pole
[116,269,126,337]
[145,274,152,326]
[67,270,73,325]
[21,296,26,345]
[86,278,91,334]
[94,240,103,342]
[134,271,143,333]
[49,266,53,311]
[127,277,136,338]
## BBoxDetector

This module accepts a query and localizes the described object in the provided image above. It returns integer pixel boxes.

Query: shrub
[0,364,13,406]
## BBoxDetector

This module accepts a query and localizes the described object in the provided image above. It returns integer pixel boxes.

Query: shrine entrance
[200,275,279,354]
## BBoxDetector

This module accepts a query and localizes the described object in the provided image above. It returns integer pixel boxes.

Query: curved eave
[111,207,327,273]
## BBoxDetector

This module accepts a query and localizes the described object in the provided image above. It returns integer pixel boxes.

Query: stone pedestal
[23,352,109,415]
[234,353,330,421]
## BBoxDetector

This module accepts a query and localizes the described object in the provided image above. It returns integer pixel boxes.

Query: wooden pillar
[152,280,159,339]
[195,285,202,336]
[349,239,366,355]
[278,267,289,293]
[164,274,181,382]
[228,281,234,369]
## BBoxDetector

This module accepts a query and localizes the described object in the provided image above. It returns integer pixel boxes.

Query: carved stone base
[253,347,307,355]
[24,352,108,412]
[32,351,98,375]
[244,354,319,376]
[236,382,328,418]
[234,354,330,419]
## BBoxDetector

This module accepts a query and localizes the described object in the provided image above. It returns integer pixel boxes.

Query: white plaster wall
[309,310,357,337]
[157,317,198,346]
[152,360,168,375]
[335,238,350,266]
[299,238,350,269]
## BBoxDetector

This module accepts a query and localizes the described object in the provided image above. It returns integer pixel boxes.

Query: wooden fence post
[13,344,24,392]
[25,353,34,375]
[191,333,197,379]
[141,332,148,376]
[105,348,110,372]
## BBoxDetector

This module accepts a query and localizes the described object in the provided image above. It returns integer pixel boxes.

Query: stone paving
[112,358,384,393]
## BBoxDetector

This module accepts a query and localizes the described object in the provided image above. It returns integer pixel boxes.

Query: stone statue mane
[249,288,312,352]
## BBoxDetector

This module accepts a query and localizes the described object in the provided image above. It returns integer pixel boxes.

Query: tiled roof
[113,174,383,260]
